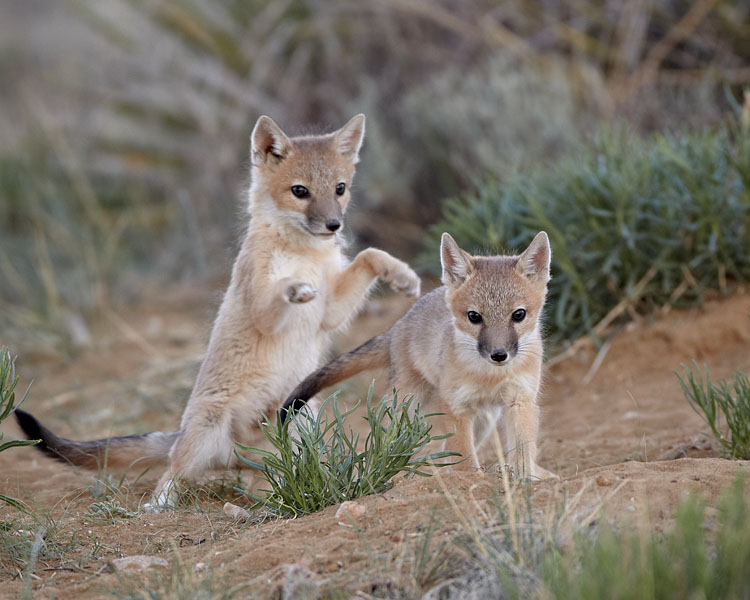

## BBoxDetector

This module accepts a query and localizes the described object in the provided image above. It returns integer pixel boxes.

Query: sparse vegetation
[426,117,750,348]
[235,386,458,516]
[394,476,750,600]
[678,363,750,460]
[538,477,750,600]
[112,550,246,600]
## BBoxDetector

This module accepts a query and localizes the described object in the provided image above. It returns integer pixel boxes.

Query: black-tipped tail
[280,333,390,423]
[14,408,176,470]
[15,409,58,461]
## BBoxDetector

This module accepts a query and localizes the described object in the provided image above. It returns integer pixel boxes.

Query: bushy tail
[14,409,177,471]
[280,333,391,423]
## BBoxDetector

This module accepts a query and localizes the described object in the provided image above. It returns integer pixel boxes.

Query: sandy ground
[0,284,748,598]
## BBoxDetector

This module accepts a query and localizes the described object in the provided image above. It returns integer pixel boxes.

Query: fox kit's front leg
[322,248,420,330]
[501,389,555,480]
[252,277,317,335]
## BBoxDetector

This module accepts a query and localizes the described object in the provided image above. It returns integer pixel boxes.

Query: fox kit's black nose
[490,349,508,363]
[326,219,341,232]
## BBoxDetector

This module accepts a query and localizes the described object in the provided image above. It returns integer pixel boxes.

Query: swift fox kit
[15,114,420,509]
[283,232,555,478]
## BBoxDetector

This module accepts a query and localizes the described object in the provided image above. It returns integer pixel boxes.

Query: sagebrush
[235,386,457,516]
[425,118,750,348]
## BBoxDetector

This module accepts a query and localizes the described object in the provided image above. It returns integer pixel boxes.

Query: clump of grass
[424,117,750,349]
[539,477,750,600]
[677,363,750,459]
[415,476,750,600]
[0,347,39,512]
[234,386,458,516]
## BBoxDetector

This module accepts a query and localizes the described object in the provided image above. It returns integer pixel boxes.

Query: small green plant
[235,385,458,516]
[0,347,39,512]
[677,362,750,459]
[84,499,139,525]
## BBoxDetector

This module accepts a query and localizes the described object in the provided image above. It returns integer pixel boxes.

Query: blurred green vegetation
[425,115,750,349]
[538,477,750,600]
[1,0,749,346]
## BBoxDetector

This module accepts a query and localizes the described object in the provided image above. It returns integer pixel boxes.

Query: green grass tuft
[677,363,750,460]
[0,347,39,512]
[234,385,458,516]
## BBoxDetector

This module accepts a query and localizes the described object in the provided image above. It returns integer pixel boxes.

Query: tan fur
[17,114,420,510]
[284,232,555,479]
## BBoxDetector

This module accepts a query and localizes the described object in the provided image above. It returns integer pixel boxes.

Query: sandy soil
[0,285,748,598]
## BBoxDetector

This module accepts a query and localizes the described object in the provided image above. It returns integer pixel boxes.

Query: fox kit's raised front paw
[286,281,317,304]
[379,259,421,298]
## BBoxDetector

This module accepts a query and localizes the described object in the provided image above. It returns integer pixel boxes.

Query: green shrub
[234,386,457,516]
[424,120,750,348]
[678,363,750,459]
[0,347,39,512]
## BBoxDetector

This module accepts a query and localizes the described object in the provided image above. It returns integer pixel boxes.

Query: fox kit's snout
[250,113,365,238]
[440,231,551,368]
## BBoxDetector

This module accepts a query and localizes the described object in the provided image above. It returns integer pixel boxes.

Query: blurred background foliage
[0,0,749,348]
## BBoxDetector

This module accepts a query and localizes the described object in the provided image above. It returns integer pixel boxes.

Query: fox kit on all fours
[15,114,420,509]
[283,232,555,479]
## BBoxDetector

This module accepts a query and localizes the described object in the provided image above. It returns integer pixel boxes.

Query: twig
[548,266,658,367]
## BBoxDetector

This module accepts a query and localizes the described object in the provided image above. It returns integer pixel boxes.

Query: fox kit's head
[441,232,551,368]
[248,114,366,239]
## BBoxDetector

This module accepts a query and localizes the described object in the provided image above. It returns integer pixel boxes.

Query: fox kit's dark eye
[467,311,483,324]
[511,308,526,323]
[291,185,310,199]
[335,182,346,196]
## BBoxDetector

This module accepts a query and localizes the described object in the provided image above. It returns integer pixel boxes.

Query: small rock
[596,476,613,487]
[224,501,251,521]
[335,501,366,519]
[110,555,168,572]
[390,531,404,543]
[193,562,208,574]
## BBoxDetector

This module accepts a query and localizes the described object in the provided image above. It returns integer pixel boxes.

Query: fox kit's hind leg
[322,248,419,330]
[145,402,235,511]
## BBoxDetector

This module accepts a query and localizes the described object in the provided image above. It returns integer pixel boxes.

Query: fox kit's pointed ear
[516,231,551,283]
[441,233,474,288]
[251,115,292,166]
[334,114,366,163]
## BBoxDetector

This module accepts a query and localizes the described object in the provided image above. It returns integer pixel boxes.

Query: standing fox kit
[15,114,420,509]
[283,232,555,479]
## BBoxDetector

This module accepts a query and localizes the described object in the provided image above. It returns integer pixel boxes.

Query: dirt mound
[1,287,748,598]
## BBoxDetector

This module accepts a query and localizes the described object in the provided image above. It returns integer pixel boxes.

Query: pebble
[224,501,252,521]
[335,501,366,519]
[110,555,168,572]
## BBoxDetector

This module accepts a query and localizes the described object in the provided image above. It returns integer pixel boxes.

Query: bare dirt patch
[1,286,748,598]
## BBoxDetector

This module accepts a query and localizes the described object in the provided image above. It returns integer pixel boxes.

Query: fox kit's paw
[527,465,558,481]
[533,466,558,480]
[286,281,317,304]
[380,260,421,298]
